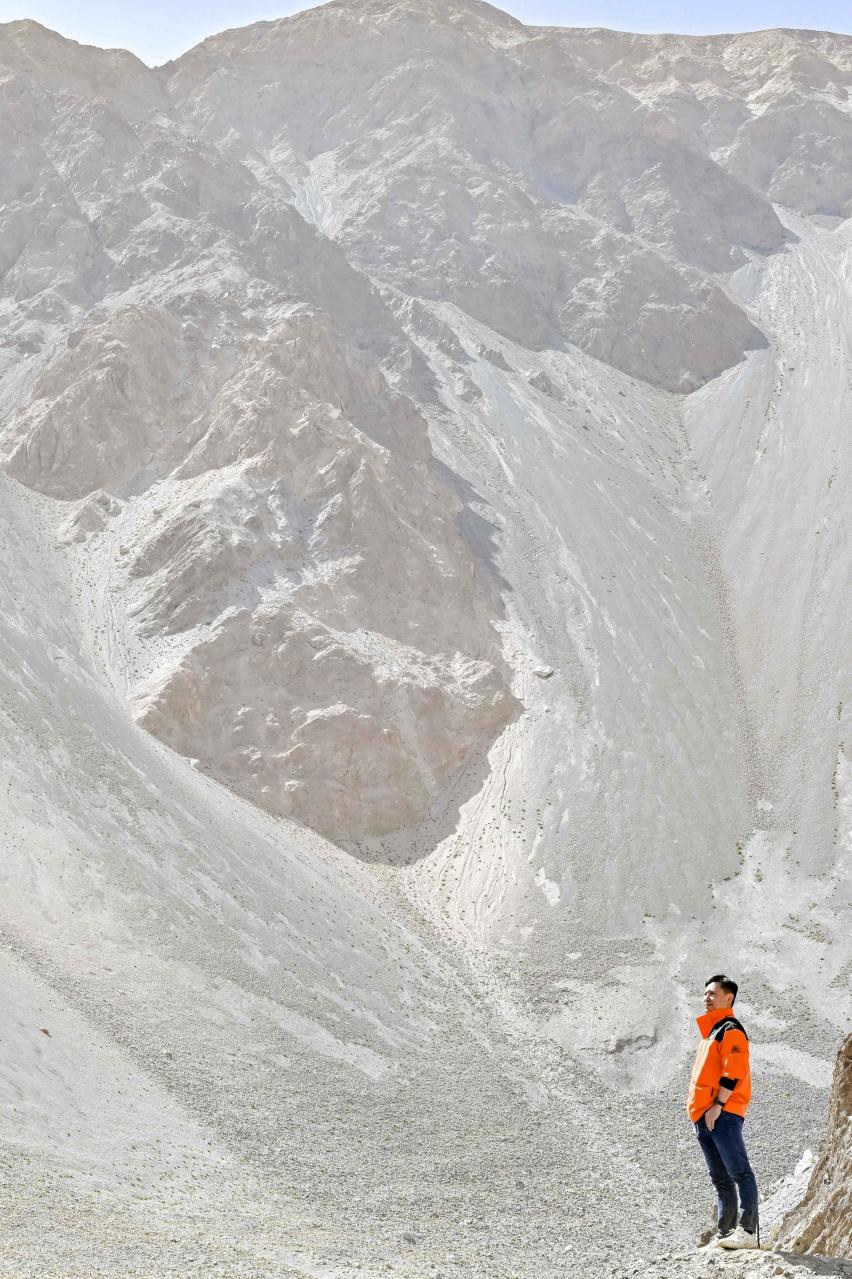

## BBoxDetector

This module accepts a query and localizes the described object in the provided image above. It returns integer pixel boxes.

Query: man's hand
[705,1102,722,1132]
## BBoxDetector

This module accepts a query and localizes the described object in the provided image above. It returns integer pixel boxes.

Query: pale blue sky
[1,0,851,66]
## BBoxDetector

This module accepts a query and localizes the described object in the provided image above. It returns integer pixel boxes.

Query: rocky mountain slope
[0,3,850,1276]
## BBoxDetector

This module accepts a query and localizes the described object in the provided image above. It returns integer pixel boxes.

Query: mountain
[0,3,849,1275]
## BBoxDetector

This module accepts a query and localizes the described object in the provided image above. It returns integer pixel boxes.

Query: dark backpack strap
[713,1016,748,1042]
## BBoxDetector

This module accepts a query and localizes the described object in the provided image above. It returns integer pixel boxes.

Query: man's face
[704,982,734,1011]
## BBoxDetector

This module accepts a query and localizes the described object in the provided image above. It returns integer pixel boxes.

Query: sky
[1,0,851,66]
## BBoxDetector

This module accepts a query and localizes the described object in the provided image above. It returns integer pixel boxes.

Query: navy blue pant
[694,1111,759,1235]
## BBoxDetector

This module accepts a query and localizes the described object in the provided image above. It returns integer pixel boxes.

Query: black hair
[705,974,738,1003]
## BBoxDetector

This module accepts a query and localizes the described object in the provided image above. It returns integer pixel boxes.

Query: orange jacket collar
[696,1007,735,1037]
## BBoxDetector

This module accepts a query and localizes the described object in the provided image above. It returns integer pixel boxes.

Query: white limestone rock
[56,489,123,545]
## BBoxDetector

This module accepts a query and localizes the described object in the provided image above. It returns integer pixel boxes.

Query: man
[687,974,760,1250]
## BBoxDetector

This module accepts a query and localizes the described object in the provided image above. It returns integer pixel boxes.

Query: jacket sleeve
[719,1028,749,1090]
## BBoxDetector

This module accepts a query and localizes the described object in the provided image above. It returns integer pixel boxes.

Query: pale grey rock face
[167,0,790,392]
[0,16,519,840]
[778,1034,852,1258]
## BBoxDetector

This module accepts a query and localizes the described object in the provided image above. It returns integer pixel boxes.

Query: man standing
[688,974,760,1250]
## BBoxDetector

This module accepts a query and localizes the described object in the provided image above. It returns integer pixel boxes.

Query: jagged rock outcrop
[779,1033,852,1259]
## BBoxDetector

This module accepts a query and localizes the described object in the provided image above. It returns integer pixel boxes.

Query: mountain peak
[165,0,526,70]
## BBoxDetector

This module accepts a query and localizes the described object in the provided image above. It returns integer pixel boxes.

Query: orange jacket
[687,1006,752,1122]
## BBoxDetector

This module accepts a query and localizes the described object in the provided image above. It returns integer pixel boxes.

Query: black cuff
[719,1076,737,1089]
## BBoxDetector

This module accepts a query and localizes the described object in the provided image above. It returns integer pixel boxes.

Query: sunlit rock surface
[779,1034,852,1259]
